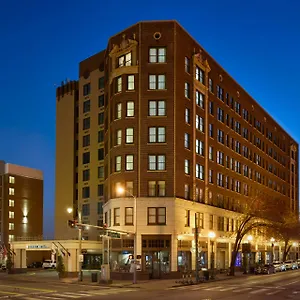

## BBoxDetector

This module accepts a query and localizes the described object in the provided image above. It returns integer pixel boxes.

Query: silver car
[273,261,286,272]
[285,260,298,270]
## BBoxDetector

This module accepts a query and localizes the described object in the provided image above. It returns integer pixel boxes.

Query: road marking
[233,287,252,293]
[0,290,22,296]
[190,286,207,290]
[266,290,282,295]
[52,293,80,298]
[0,285,55,293]
[280,280,300,287]
[204,286,223,291]
[249,288,268,294]
[23,297,62,300]
[219,287,238,291]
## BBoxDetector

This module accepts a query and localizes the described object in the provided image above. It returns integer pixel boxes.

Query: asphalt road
[1,269,300,299]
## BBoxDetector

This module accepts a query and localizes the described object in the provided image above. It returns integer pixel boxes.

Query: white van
[42,260,56,269]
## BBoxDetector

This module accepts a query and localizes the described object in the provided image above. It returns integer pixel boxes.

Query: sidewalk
[0,270,249,291]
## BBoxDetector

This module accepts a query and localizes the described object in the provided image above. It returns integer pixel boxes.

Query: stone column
[227,242,232,268]
[21,249,27,268]
[207,238,211,269]
[171,236,178,272]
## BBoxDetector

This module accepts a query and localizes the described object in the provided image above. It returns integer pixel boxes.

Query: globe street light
[117,187,137,284]
[67,207,82,281]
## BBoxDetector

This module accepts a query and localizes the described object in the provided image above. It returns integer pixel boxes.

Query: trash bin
[91,272,98,282]
[203,270,210,280]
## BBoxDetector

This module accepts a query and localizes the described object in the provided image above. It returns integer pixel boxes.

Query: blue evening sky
[0,0,299,237]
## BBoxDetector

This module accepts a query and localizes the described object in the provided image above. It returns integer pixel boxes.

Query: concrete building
[55,21,298,278]
[0,161,43,250]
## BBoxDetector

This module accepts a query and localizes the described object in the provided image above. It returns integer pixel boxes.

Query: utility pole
[195,213,199,283]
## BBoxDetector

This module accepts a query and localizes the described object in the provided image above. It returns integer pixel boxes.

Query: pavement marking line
[266,290,282,296]
[232,288,252,293]
[203,286,223,291]
[219,287,239,292]
[279,280,300,287]
[33,296,64,300]
[64,292,93,297]
[249,288,269,294]
[51,294,81,298]
[0,290,23,296]
[0,284,55,293]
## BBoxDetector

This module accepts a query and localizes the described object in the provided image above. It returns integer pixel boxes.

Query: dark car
[27,261,43,268]
[255,264,275,275]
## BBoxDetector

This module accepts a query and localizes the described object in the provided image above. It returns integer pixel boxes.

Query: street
[1,270,300,299]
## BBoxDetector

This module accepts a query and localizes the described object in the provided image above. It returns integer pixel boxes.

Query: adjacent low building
[55,20,299,278]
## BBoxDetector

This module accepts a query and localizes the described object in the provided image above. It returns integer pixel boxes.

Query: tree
[56,250,65,276]
[6,250,13,272]
[228,191,280,276]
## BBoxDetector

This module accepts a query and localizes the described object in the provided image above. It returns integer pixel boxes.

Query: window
[125,155,134,171]
[196,140,204,155]
[216,85,224,100]
[82,204,90,216]
[127,75,135,90]
[209,146,213,160]
[209,101,214,115]
[185,108,190,124]
[98,112,104,125]
[97,202,103,215]
[185,159,190,174]
[116,129,122,145]
[195,66,204,84]
[209,215,214,230]
[217,107,224,122]
[217,173,224,187]
[209,169,213,183]
[209,124,214,138]
[126,181,134,195]
[185,57,190,73]
[82,152,90,164]
[118,52,132,67]
[184,133,190,149]
[97,184,103,196]
[8,235,14,242]
[196,115,204,132]
[196,212,204,229]
[148,100,166,116]
[116,76,122,93]
[98,77,105,89]
[217,151,224,165]
[9,211,14,219]
[185,82,190,98]
[82,169,90,181]
[196,164,204,180]
[82,187,90,199]
[98,95,104,107]
[9,223,14,230]
[125,207,134,225]
[149,74,166,90]
[184,184,190,199]
[149,155,166,170]
[83,100,90,113]
[116,103,122,119]
[98,148,104,160]
[83,117,90,130]
[115,156,122,172]
[148,181,166,197]
[9,199,14,207]
[125,128,134,144]
[83,134,90,147]
[9,176,15,184]
[196,90,204,108]
[149,127,166,143]
[149,48,166,63]
[83,83,90,96]
[126,101,134,117]
[148,207,166,225]
[217,129,224,144]
[114,208,120,226]
[209,78,213,93]
[98,166,104,179]
[9,188,14,195]
[185,210,190,227]
[98,131,104,143]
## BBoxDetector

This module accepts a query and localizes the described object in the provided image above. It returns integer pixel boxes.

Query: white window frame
[117,76,122,92]
[126,101,134,117]
[9,176,15,184]
[115,156,122,172]
[127,75,135,90]
[9,188,14,195]
[149,47,166,63]
[116,129,122,145]
[125,155,134,171]
[125,128,134,144]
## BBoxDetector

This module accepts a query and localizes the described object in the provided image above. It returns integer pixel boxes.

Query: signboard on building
[26,245,50,250]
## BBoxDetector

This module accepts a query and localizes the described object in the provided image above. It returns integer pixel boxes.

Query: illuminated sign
[26,245,49,249]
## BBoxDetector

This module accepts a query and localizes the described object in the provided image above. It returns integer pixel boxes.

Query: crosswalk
[167,284,295,297]
[0,288,137,300]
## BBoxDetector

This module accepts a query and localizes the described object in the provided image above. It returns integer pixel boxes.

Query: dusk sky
[0,0,299,237]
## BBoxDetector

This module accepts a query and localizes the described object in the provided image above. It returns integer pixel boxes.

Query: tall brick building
[55,20,298,278]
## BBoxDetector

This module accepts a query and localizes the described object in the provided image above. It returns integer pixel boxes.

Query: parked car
[1,264,6,270]
[296,259,300,267]
[42,260,56,269]
[273,261,286,272]
[27,261,43,268]
[284,260,298,270]
[255,264,275,275]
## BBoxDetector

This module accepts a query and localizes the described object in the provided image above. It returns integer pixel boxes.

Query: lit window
[9,188,14,195]
[127,75,135,90]
[124,102,134,119]
[8,235,14,242]
[185,82,190,98]
[116,76,122,93]
[9,223,14,230]
[118,52,132,67]
[125,128,134,144]
[149,48,166,63]
[116,103,122,119]
[148,127,165,143]
[9,211,14,219]
[149,75,166,90]
[9,176,15,184]
[114,208,120,226]
[185,57,190,73]
[125,155,134,171]
[196,90,204,108]
[149,100,166,116]
[9,199,14,207]
[125,207,133,225]
[195,66,204,84]
[147,207,166,225]
[116,129,122,145]
[115,156,121,172]
[185,159,190,174]
[148,155,165,171]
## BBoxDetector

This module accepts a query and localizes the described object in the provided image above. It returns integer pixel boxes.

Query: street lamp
[67,207,82,281]
[247,235,253,242]
[270,238,275,262]
[208,231,216,270]
[117,187,137,284]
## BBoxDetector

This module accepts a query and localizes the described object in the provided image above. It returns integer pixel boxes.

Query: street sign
[79,254,84,262]
[107,231,121,238]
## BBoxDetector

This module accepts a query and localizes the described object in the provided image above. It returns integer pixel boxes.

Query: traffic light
[68,220,75,228]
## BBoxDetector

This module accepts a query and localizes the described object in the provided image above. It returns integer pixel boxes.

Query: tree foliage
[56,250,65,275]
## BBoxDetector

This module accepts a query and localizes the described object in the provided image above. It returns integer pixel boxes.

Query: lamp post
[117,187,137,284]
[67,207,82,281]
[293,242,298,260]
[208,231,216,270]
[270,238,275,263]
